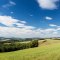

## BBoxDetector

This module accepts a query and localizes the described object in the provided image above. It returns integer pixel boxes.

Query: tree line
[0,40,38,52]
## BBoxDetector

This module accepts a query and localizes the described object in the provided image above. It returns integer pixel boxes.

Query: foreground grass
[0,40,60,60]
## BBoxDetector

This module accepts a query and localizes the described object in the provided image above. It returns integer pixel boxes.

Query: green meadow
[0,39,60,60]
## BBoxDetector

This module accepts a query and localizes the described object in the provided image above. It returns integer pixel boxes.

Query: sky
[0,0,60,38]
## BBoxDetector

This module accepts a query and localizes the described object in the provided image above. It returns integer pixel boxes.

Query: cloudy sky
[0,0,60,38]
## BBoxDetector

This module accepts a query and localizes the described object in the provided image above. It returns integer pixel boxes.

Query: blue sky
[0,0,60,38]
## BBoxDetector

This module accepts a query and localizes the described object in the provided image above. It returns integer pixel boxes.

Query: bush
[31,40,38,48]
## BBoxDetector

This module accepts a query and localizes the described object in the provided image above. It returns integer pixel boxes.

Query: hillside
[0,39,60,60]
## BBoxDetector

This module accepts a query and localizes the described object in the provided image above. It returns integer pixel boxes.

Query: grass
[0,39,60,60]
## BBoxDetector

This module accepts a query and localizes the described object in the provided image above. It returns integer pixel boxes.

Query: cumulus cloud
[37,0,59,10]
[0,15,60,38]
[45,16,53,20]
[0,16,18,27]
[0,26,60,38]
[0,16,35,29]
[2,0,16,8]
[49,24,60,28]
[0,27,34,38]
[49,24,57,27]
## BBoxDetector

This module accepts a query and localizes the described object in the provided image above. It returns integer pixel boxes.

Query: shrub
[31,40,38,48]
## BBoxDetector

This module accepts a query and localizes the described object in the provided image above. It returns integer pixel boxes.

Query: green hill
[0,40,60,60]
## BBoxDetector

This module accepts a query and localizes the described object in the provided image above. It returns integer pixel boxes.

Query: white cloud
[2,0,16,8]
[49,24,57,27]
[0,15,60,38]
[0,26,60,38]
[0,16,35,29]
[0,16,17,27]
[0,15,36,38]
[0,26,37,38]
[45,16,53,20]
[37,0,59,10]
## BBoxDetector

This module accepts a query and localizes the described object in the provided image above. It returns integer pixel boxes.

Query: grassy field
[0,39,60,60]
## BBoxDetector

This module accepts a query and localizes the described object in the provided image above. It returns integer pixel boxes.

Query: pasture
[0,39,60,60]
